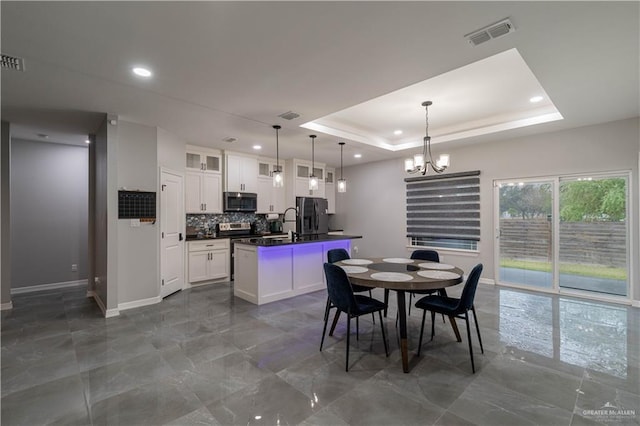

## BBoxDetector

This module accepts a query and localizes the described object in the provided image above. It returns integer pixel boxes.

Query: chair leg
[323,297,331,322]
[465,311,475,373]
[356,316,359,341]
[383,289,389,317]
[472,305,484,354]
[369,290,375,324]
[438,289,448,323]
[408,292,413,316]
[346,315,351,372]
[320,305,330,351]
[430,311,436,341]
[329,310,341,336]
[417,309,427,356]
[379,311,389,357]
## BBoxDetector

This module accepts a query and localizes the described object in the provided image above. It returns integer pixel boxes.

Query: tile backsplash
[186,213,276,235]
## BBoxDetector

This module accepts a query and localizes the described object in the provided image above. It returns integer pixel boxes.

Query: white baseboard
[0,301,13,310]
[479,277,496,285]
[90,291,120,318]
[11,279,87,295]
[118,295,161,312]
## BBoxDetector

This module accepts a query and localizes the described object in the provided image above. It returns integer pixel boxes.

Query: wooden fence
[499,219,626,267]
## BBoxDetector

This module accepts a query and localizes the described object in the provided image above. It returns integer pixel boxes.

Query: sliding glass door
[497,180,554,289]
[558,175,628,297]
[496,173,629,299]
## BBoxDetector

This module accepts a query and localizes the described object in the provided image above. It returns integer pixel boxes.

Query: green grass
[500,258,627,280]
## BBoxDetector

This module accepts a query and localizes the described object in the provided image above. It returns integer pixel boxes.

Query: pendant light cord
[273,125,281,173]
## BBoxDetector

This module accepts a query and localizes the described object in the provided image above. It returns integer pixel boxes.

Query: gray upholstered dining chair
[320,263,389,371]
[414,263,484,373]
[383,249,444,317]
[407,250,446,316]
[326,248,374,337]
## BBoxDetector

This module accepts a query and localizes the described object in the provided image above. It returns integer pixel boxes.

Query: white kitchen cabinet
[186,145,221,173]
[257,157,286,214]
[325,167,336,214]
[188,239,229,283]
[185,171,222,213]
[225,152,258,193]
[185,145,222,213]
[293,159,325,198]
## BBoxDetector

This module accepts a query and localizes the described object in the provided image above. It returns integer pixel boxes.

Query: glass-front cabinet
[185,145,222,213]
[256,157,286,214]
[186,146,221,173]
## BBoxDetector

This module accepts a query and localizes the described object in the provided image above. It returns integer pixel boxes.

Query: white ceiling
[1,2,638,168]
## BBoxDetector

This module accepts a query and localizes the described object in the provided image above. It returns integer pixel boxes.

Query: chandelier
[404,101,450,175]
[272,125,283,188]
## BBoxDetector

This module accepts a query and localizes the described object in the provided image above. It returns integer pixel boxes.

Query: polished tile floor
[1,282,638,425]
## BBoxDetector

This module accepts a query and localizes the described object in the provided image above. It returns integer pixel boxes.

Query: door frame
[159,167,185,298]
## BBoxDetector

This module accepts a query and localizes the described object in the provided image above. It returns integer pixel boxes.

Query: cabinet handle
[204,203,207,210]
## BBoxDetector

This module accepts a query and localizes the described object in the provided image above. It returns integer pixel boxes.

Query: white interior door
[161,169,184,298]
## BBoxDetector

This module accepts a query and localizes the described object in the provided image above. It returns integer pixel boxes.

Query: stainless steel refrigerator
[296,197,329,235]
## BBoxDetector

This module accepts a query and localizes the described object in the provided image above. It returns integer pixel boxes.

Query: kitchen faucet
[283,206,298,239]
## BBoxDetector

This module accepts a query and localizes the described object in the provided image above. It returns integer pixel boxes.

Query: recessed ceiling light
[85,139,90,144]
[529,95,544,103]
[253,145,261,150]
[132,67,152,78]
[394,130,403,135]
[354,154,362,159]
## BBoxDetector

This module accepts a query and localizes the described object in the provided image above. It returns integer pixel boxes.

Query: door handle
[179,233,183,241]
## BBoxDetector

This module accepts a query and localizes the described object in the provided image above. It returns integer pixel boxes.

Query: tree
[500,183,552,219]
[559,178,626,221]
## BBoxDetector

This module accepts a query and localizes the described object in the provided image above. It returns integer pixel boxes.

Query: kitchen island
[233,234,362,305]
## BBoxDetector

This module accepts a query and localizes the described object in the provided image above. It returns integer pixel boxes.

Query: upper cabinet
[325,167,336,214]
[186,145,221,173]
[256,157,286,214]
[224,152,258,193]
[292,159,325,198]
[185,145,223,213]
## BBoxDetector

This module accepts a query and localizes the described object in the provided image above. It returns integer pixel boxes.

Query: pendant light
[308,135,319,191]
[337,142,347,193]
[272,125,283,188]
[405,101,450,175]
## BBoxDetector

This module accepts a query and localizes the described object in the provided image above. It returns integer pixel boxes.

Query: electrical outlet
[353,246,359,254]
[71,264,78,272]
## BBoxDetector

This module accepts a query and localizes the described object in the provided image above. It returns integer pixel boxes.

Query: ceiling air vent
[278,111,300,120]
[1,53,26,71]
[465,18,515,47]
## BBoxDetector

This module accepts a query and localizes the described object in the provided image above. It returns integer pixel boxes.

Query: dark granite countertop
[233,234,362,247]
[186,232,287,241]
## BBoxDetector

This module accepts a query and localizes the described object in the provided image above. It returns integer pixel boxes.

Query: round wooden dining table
[335,257,464,373]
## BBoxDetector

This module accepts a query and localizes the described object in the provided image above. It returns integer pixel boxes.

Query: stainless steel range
[217,222,253,280]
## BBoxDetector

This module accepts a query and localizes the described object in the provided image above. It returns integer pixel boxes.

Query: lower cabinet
[187,239,230,283]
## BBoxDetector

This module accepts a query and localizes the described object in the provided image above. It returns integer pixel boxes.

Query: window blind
[405,171,480,245]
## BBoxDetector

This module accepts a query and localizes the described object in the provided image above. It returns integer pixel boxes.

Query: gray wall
[10,139,88,288]
[335,117,640,303]
[157,127,185,171]
[1,121,11,306]
[92,115,120,313]
[117,121,159,304]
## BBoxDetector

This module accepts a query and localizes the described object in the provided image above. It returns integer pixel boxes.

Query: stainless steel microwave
[223,192,257,212]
